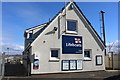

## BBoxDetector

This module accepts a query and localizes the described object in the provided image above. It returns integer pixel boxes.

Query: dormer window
[27,33,33,39]
[29,33,33,38]
[66,20,77,34]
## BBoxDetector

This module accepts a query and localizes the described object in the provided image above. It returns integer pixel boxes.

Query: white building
[23,1,106,75]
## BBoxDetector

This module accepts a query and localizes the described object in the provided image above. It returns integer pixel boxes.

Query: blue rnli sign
[62,35,82,54]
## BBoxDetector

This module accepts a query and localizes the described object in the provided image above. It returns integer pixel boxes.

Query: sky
[1,2,118,54]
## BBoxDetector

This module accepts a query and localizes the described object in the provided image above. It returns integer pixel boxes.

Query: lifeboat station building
[23,1,106,75]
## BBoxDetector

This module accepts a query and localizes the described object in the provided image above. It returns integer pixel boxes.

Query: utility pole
[100,10,106,56]
[7,48,9,55]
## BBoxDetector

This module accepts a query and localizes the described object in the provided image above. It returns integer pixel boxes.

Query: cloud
[106,40,120,54]
[0,42,24,55]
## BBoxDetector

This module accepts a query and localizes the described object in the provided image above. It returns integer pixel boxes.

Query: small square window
[66,20,77,33]
[51,50,58,58]
[84,51,90,57]
[50,49,60,61]
[84,50,91,60]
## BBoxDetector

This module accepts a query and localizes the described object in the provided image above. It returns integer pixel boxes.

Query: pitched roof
[28,1,105,48]
[24,22,50,38]
[25,22,50,31]
[73,2,105,47]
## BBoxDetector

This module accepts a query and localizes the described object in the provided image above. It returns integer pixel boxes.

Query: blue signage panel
[62,35,82,54]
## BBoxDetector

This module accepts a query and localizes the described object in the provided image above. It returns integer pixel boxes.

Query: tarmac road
[2,70,120,80]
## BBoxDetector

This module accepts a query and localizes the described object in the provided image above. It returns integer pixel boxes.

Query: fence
[0,52,5,80]
[105,52,120,70]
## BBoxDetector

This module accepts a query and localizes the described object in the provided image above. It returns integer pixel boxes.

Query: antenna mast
[100,10,106,55]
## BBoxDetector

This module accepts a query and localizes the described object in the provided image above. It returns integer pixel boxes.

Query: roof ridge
[25,2,70,31]
[29,2,105,49]
[73,2,105,47]
[26,22,50,30]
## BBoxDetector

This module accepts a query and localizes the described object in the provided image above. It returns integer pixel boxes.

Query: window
[70,60,76,70]
[96,55,103,65]
[84,50,91,60]
[50,49,60,61]
[62,60,69,71]
[51,50,58,58]
[62,60,83,71]
[29,33,33,38]
[27,33,33,39]
[66,20,77,33]
[77,60,83,70]
[84,51,90,57]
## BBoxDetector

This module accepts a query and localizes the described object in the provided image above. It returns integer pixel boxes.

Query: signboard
[33,59,39,69]
[77,60,83,70]
[70,60,76,70]
[96,55,102,65]
[62,35,82,54]
[62,60,69,71]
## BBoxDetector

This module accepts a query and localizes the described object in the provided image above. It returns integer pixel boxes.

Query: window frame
[66,20,78,34]
[96,55,103,65]
[29,33,33,38]
[50,49,60,61]
[62,60,83,71]
[69,60,77,70]
[76,60,83,70]
[84,49,92,60]
[62,60,70,71]
[27,31,33,39]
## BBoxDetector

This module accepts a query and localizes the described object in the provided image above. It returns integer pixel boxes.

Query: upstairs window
[66,20,77,33]
[29,33,33,38]
[27,33,33,39]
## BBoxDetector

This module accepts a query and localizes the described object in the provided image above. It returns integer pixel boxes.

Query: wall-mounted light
[54,27,57,31]
[52,27,57,33]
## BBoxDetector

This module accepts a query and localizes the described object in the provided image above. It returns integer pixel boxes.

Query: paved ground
[2,70,120,80]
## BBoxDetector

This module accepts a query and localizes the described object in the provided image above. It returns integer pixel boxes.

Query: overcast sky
[1,2,118,54]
